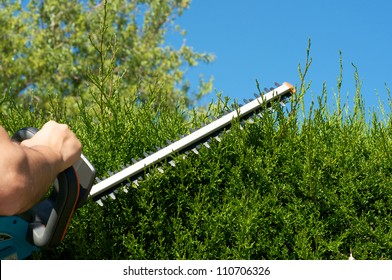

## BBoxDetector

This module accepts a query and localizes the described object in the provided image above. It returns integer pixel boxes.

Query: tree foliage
[0,0,214,107]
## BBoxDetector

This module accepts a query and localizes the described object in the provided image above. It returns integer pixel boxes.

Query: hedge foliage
[38,80,390,260]
[4,69,391,259]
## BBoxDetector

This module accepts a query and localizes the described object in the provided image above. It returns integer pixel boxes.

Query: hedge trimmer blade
[89,82,295,206]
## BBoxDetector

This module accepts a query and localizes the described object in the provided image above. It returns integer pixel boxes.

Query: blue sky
[168,0,392,115]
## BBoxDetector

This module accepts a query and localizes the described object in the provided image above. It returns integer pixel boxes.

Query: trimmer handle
[12,127,81,249]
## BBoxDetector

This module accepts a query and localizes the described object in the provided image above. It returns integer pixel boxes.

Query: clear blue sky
[167,0,392,116]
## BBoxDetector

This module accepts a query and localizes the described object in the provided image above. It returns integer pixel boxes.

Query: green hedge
[1,48,391,259]
[30,84,391,260]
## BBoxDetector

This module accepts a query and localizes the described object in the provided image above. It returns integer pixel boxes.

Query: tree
[0,0,214,108]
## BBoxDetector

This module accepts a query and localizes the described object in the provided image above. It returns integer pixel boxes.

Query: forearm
[0,128,61,215]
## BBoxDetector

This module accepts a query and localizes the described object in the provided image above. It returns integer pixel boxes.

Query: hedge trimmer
[0,82,295,259]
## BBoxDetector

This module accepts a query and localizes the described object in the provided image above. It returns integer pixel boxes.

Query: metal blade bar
[89,82,295,200]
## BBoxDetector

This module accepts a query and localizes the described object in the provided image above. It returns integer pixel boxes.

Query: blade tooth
[96,200,103,207]
[109,192,116,200]
[254,93,260,98]
[264,87,269,92]
[243,98,249,104]
[215,136,221,142]
[133,180,139,187]
[166,139,172,145]
[157,167,164,173]
[280,101,286,107]
[238,103,243,107]
[98,196,107,206]
[118,182,131,193]
[191,148,199,155]
[120,165,127,170]
[143,151,149,158]
[97,176,107,182]
[270,87,274,91]
[203,142,211,148]
[275,82,281,87]
[247,118,255,124]
[169,160,176,167]
[184,151,190,155]
[155,146,161,151]
[121,182,130,193]
[249,98,254,102]
[132,158,138,164]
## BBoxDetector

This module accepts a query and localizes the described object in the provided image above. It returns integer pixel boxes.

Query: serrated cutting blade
[88,82,295,203]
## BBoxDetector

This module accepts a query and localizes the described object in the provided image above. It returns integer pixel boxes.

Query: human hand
[21,121,82,173]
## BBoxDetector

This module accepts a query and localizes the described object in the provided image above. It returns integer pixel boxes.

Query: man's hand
[21,121,82,173]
